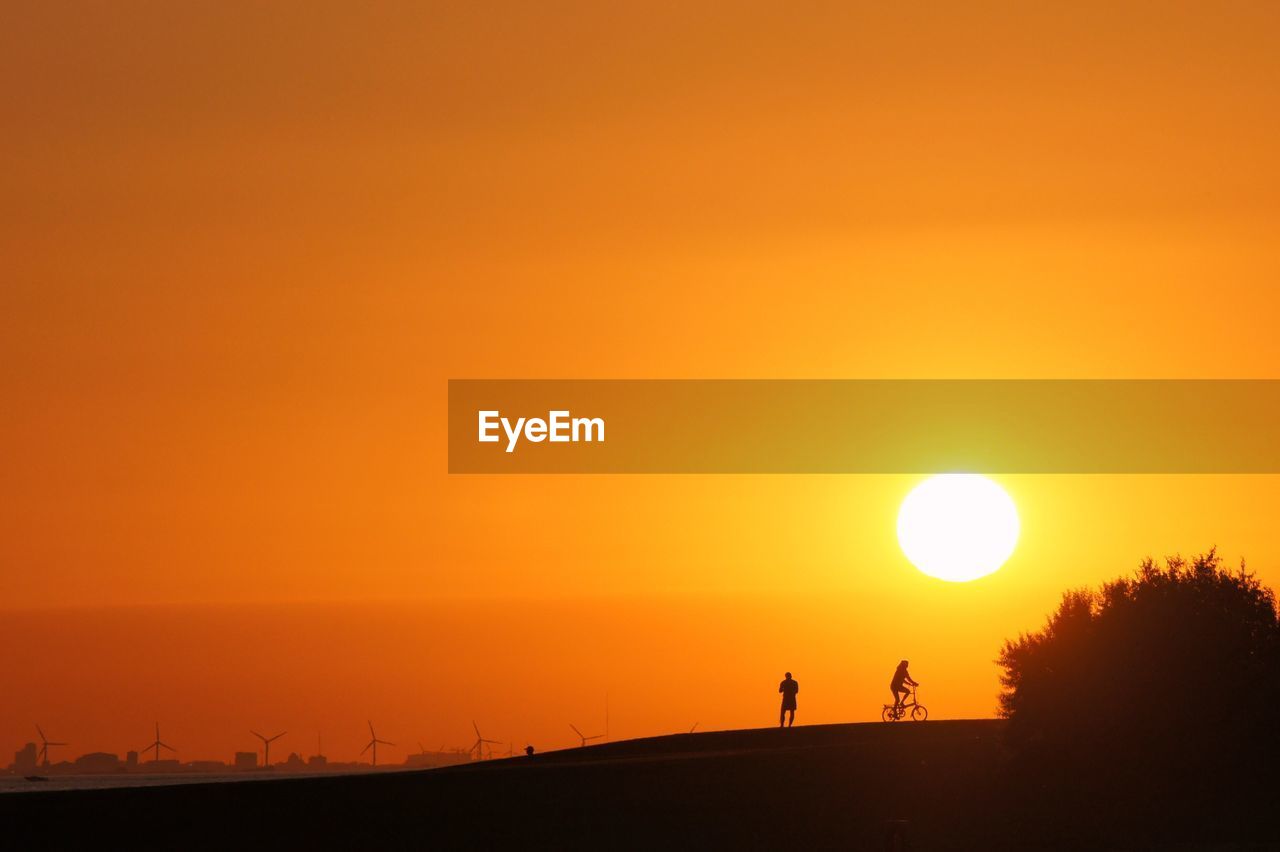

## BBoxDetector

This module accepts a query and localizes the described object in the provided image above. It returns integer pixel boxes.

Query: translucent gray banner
[448,380,1280,473]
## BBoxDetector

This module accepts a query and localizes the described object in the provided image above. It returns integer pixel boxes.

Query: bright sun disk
[897,474,1020,582]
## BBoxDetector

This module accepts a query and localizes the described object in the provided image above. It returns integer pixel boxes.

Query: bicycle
[881,684,928,722]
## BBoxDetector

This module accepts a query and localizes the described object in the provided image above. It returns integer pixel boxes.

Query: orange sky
[3,2,1280,763]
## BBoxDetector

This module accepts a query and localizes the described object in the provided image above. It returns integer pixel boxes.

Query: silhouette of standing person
[778,672,799,727]
[890,660,918,710]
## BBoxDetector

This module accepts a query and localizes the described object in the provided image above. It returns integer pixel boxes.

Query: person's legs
[787,708,795,727]
[780,703,786,727]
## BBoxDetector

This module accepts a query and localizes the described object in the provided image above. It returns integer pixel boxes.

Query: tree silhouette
[998,549,1280,821]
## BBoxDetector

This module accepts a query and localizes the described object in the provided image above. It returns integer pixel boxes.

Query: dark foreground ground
[4,720,1278,851]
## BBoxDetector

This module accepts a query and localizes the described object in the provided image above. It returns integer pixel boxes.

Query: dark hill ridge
[472,717,1001,766]
[5,720,1018,850]
[16,718,1273,851]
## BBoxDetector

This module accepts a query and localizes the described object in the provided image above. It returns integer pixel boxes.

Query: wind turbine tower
[361,721,394,767]
[469,721,501,761]
[35,725,67,768]
[251,730,286,769]
[140,723,175,763]
[569,723,604,748]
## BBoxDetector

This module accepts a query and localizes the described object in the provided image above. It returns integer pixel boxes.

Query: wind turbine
[361,721,393,767]
[470,721,501,761]
[251,730,286,768]
[140,722,175,763]
[569,723,604,748]
[35,725,67,767]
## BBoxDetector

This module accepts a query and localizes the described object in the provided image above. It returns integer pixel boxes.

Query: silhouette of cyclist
[890,660,918,710]
[778,672,799,727]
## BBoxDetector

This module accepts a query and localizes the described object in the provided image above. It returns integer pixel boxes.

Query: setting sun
[897,475,1020,582]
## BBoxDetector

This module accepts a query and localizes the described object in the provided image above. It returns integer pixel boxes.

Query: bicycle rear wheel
[911,704,928,721]
[881,706,897,722]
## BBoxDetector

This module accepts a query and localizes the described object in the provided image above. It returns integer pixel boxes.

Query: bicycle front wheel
[911,704,928,721]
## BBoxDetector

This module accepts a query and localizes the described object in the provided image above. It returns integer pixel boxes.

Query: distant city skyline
[9,730,473,778]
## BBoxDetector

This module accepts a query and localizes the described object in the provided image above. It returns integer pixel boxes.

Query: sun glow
[897,474,1020,582]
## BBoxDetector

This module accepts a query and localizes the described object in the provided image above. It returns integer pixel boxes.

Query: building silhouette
[145,759,182,773]
[234,752,258,771]
[74,753,120,773]
[186,761,227,772]
[404,750,471,769]
[12,743,37,774]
